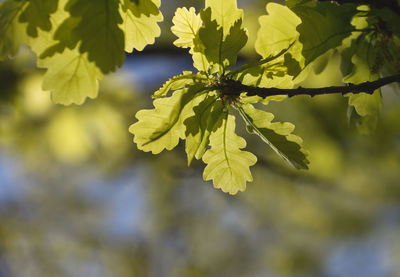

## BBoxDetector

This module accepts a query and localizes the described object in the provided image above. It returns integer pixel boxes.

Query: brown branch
[220,74,400,98]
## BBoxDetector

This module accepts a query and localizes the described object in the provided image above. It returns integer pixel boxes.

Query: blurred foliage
[0,1,400,276]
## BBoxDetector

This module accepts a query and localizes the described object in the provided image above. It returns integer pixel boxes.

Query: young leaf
[130,84,208,154]
[343,40,382,131]
[153,71,207,98]
[171,7,202,48]
[185,96,224,165]
[205,0,242,37]
[203,113,257,195]
[256,3,301,59]
[119,0,162,52]
[171,6,209,72]
[291,1,357,65]
[238,103,309,170]
[196,7,247,72]
[40,48,103,105]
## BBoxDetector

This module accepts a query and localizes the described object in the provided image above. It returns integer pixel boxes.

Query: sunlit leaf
[171,6,209,72]
[67,0,125,73]
[119,0,162,52]
[153,71,207,98]
[291,1,357,65]
[185,96,224,165]
[130,84,208,154]
[40,47,103,105]
[256,3,301,59]
[343,39,381,131]
[171,7,202,48]
[205,0,242,37]
[238,103,309,169]
[203,113,257,195]
[196,7,247,72]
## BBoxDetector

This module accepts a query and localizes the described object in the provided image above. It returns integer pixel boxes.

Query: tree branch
[317,0,400,16]
[220,74,400,98]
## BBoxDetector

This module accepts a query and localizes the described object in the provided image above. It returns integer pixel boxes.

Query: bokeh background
[1,0,400,276]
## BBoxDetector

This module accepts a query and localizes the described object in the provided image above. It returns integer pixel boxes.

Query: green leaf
[343,40,382,119]
[67,0,125,73]
[291,1,357,65]
[0,0,28,59]
[40,48,103,105]
[153,71,207,98]
[348,105,377,135]
[197,7,247,72]
[171,7,202,48]
[184,95,224,165]
[171,6,209,72]
[129,84,208,154]
[203,113,257,195]
[205,0,242,37]
[238,103,309,169]
[21,0,105,105]
[18,0,58,37]
[119,0,162,52]
[256,3,302,59]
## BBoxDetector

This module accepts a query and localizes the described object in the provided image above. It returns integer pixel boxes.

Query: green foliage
[238,103,309,170]
[0,0,162,104]
[1,0,400,194]
[290,0,357,65]
[202,113,257,195]
[130,0,309,194]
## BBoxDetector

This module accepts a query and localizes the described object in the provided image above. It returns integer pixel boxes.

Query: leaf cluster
[0,0,163,104]
[130,1,309,194]
[130,0,400,193]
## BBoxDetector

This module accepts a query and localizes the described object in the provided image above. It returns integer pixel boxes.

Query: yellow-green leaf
[40,47,103,105]
[239,103,309,169]
[203,113,257,195]
[184,95,223,165]
[119,0,162,52]
[68,0,125,73]
[205,0,242,37]
[130,84,207,154]
[153,71,207,98]
[256,3,303,63]
[171,7,202,48]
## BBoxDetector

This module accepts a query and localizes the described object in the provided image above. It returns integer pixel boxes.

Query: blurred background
[1,0,400,276]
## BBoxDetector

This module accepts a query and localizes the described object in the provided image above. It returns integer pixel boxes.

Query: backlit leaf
[291,1,357,65]
[256,3,301,59]
[153,71,207,98]
[40,47,103,105]
[171,7,202,48]
[130,84,208,154]
[203,113,257,195]
[197,7,247,72]
[205,0,242,37]
[343,39,381,131]
[238,103,309,169]
[67,0,125,73]
[185,96,224,165]
[119,0,162,52]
